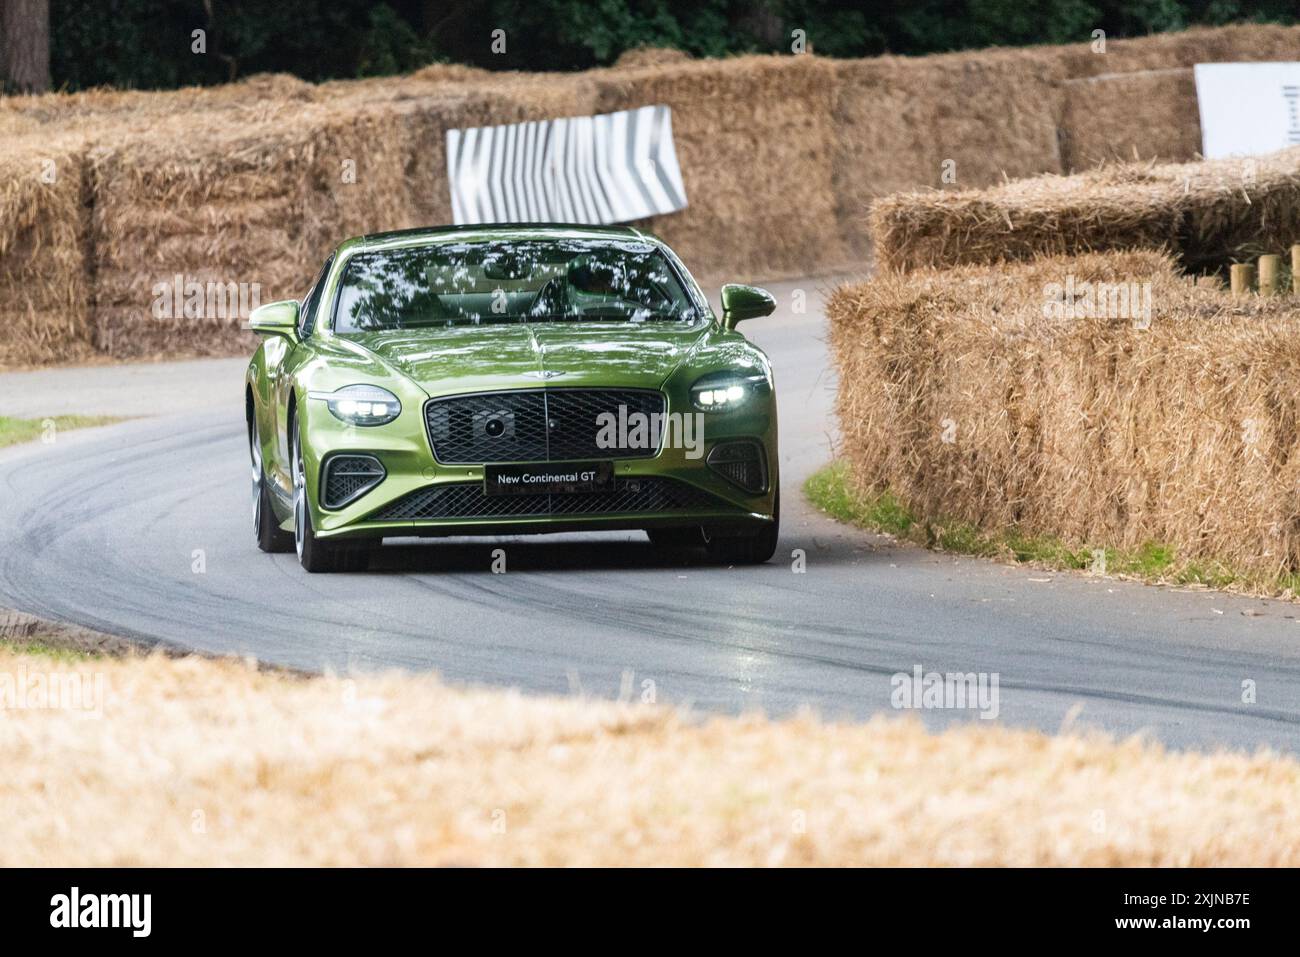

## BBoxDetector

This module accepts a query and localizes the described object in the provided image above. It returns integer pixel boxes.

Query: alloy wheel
[293,426,306,561]
[249,420,264,535]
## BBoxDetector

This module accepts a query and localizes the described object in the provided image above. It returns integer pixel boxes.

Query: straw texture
[829,250,1300,581]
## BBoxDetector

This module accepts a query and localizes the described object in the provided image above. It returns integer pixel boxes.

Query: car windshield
[332,238,702,333]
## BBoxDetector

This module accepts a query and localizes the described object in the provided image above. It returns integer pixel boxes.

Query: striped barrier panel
[447,104,688,225]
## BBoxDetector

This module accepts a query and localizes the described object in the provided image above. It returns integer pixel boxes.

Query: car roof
[344,223,658,253]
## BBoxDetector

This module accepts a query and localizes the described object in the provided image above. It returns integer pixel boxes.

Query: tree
[1,0,51,93]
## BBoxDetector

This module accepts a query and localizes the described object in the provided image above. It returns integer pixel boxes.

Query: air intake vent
[322,454,386,509]
[706,441,767,494]
[368,477,728,522]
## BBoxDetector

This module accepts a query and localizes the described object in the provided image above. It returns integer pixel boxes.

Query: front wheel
[292,419,369,573]
[705,490,780,565]
[251,416,292,553]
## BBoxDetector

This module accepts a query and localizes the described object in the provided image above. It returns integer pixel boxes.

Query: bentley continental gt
[245,225,779,571]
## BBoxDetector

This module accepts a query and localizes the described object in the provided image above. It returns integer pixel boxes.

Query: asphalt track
[4,278,1300,752]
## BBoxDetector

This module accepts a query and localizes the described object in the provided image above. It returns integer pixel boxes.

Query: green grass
[0,415,124,449]
[805,461,1288,593]
[0,640,102,663]
[805,462,916,537]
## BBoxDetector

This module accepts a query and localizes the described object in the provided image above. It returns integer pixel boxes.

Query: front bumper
[299,390,779,542]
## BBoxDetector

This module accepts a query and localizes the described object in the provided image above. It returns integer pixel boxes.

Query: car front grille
[425,389,666,464]
[322,454,386,509]
[367,477,730,522]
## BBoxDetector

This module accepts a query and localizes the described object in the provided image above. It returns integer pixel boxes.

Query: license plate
[484,462,614,496]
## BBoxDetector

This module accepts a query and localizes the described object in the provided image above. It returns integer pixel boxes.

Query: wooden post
[1291,244,1300,294]
[1230,263,1255,297]
[1259,254,1282,296]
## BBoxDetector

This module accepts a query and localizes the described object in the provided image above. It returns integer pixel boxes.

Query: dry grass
[870,146,1300,273]
[1,645,1297,866]
[828,249,1300,587]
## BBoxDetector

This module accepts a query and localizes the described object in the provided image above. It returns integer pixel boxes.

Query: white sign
[447,105,688,225]
[1194,62,1300,160]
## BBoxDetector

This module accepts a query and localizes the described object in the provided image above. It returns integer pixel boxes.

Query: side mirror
[248,300,300,339]
[720,284,776,330]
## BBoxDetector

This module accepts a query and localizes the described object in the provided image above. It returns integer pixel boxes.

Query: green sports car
[245,224,779,572]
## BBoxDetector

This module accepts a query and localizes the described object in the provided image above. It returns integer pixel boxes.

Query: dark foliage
[45,0,1300,92]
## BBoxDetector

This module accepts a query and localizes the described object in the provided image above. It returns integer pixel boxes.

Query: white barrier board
[1195,62,1300,159]
[447,105,688,225]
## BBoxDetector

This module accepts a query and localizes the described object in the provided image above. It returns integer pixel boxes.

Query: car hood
[340,322,709,395]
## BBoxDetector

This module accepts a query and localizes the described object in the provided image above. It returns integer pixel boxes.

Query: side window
[299,255,334,337]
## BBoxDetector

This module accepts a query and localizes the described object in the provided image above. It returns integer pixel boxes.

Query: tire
[705,489,780,565]
[646,526,705,549]
[251,416,292,553]
[292,419,370,573]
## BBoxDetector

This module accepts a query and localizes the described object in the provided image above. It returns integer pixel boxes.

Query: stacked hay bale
[1059,68,1202,170]
[612,47,692,69]
[1051,22,1300,77]
[831,48,1069,258]
[82,78,596,360]
[4,22,1300,366]
[593,54,845,280]
[358,75,597,233]
[870,147,1300,273]
[837,23,1300,257]
[87,108,321,359]
[828,249,1300,581]
[0,134,94,366]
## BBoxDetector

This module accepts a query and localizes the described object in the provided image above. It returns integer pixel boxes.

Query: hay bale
[1060,68,1201,171]
[825,23,1300,258]
[870,147,1300,273]
[832,47,1068,258]
[0,135,93,367]
[79,81,599,361]
[403,62,495,85]
[0,73,320,141]
[829,249,1300,580]
[8,22,1300,366]
[593,54,847,280]
[85,114,321,359]
[614,47,691,69]
[1053,23,1300,78]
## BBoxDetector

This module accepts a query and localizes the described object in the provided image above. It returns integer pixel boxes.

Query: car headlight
[690,371,769,412]
[309,385,402,426]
